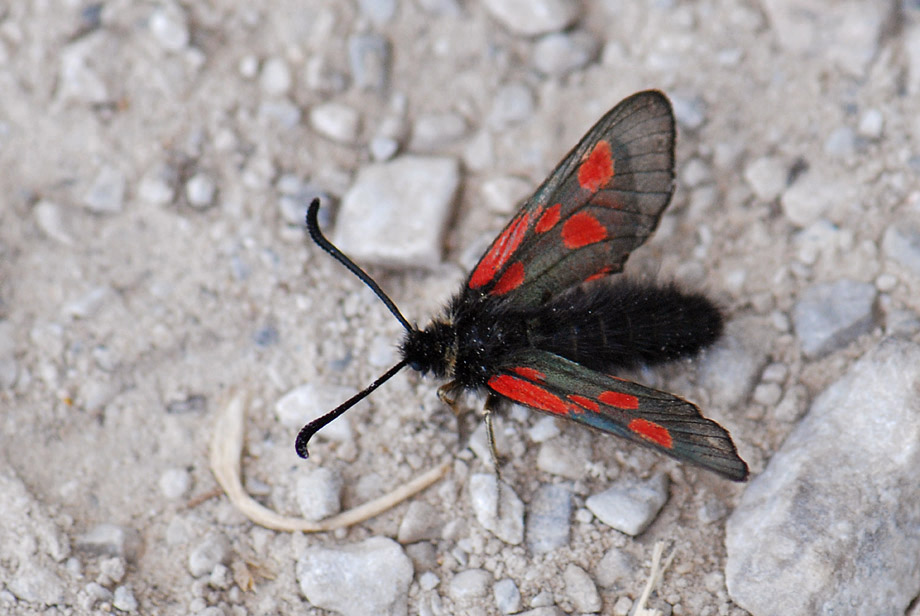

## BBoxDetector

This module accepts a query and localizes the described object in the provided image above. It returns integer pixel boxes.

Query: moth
[297,90,748,481]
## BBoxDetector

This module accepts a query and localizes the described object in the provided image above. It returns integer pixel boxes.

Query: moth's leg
[437,381,462,416]
[483,394,503,484]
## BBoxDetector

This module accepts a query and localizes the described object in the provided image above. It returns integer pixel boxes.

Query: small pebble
[882,221,920,274]
[83,165,126,213]
[563,564,601,613]
[752,382,782,406]
[781,172,838,227]
[397,501,444,543]
[586,473,669,536]
[681,158,713,188]
[480,176,531,215]
[358,0,396,25]
[469,473,525,545]
[63,286,111,319]
[532,31,598,76]
[824,126,856,157]
[527,416,560,443]
[149,2,190,51]
[488,83,534,129]
[295,467,343,521]
[259,99,302,128]
[858,108,884,139]
[481,0,579,35]
[418,571,440,591]
[494,578,522,614]
[34,200,75,246]
[370,136,399,161]
[409,112,467,151]
[209,564,233,589]
[349,33,391,91]
[333,156,459,268]
[700,316,772,407]
[743,156,786,202]
[187,532,231,577]
[310,102,361,144]
[185,173,216,208]
[82,582,112,610]
[792,280,876,358]
[259,57,292,96]
[449,568,492,601]
[238,54,259,79]
[112,585,138,612]
[137,164,177,205]
[296,537,413,616]
[536,439,588,480]
[670,94,707,130]
[97,557,126,585]
[274,383,355,443]
[159,468,192,500]
[594,548,635,589]
[76,524,142,562]
[526,483,571,553]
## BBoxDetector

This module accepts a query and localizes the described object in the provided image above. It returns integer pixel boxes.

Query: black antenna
[306,199,413,332]
[297,199,415,458]
[296,359,408,458]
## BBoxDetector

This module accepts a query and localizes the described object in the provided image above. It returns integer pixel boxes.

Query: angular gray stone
[295,467,343,521]
[792,280,876,358]
[525,483,571,553]
[334,156,459,269]
[449,568,492,601]
[469,473,525,545]
[296,537,413,616]
[585,474,669,536]
[882,220,920,275]
[349,33,391,92]
[700,316,772,407]
[397,501,444,544]
[494,578,522,614]
[726,338,920,616]
[563,564,601,613]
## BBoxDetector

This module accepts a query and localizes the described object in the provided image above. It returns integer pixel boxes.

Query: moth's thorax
[400,296,530,389]
[400,319,456,378]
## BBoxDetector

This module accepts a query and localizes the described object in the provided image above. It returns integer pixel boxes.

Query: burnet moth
[298,90,748,481]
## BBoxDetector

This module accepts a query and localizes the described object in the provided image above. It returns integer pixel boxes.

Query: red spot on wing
[628,418,673,449]
[469,213,531,289]
[490,261,525,295]
[562,212,607,248]
[567,394,599,412]
[512,366,546,382]
[489,374,568,415]
[535,203,562,233]
[598,390,639,410]
[585,266,612,282]
[577,140,614,192]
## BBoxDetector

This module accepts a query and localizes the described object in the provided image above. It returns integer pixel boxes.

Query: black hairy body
[401,279,723,391]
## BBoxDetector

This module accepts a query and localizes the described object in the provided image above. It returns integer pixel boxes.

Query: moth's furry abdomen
[528,279,723,371]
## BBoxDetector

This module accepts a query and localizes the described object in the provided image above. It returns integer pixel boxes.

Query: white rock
[296,537,413,616]
[743,156,786,202]
[333,156,459,269]
[260,57,293,96]
[481,0,580,36]
[310,102,361,144]
[586,474,669,536]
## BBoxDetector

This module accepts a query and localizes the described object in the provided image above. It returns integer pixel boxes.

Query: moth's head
[400,321,454,378]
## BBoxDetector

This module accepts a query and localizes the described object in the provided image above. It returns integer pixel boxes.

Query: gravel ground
[2,1,920,615]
